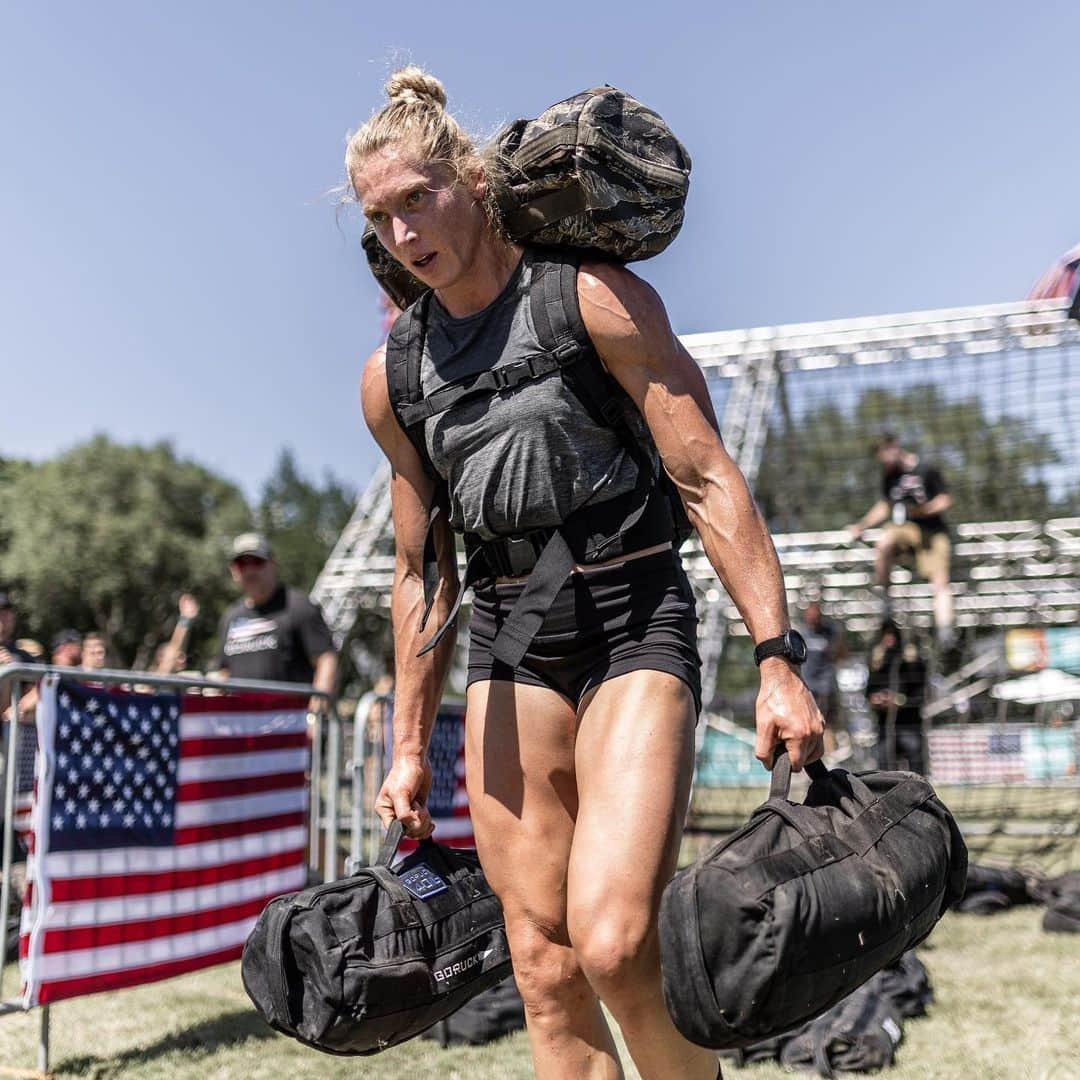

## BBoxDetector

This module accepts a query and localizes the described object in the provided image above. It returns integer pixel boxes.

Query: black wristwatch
[753,629,808,667]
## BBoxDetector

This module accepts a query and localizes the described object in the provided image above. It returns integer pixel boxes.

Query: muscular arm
[309,650,338,714]
[577,261,823,768]
[361,345,460,833]
[851,499,890,534]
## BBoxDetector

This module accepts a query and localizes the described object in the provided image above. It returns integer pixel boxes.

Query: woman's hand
[754,658,826,771]
[375,755,435,839]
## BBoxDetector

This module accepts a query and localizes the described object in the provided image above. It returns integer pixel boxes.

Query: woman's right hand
[375,755,435,840]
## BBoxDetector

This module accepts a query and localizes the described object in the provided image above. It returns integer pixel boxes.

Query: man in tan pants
[848,435,955,651]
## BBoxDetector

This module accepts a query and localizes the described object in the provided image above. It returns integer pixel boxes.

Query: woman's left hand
[754,658,826,772]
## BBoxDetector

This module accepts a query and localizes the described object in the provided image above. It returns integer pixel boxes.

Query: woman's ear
[467,161,488,203]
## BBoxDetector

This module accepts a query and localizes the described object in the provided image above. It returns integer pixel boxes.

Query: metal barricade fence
[0,662,348,1075]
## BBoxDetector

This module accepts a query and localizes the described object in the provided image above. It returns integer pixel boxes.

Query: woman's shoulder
[576,258,670,356]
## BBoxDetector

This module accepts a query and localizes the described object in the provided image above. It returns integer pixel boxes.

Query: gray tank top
[420,250,652,541]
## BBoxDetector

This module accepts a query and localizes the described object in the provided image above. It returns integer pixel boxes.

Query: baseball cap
[230,533,273,561]
[51,628,82,650]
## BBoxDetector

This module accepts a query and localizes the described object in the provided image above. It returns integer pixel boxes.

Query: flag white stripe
[175,788,307,828]
[177,748,308,783]
[30,825,307,879]
[179,710,308,740]
[22,916,260,981]
[23,864,307,931]
[431,817,474,840]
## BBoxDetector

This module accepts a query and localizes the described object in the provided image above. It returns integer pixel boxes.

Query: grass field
[0,908,1076,1079]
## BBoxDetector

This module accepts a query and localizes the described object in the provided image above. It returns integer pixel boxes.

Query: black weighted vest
[385,249,692,666]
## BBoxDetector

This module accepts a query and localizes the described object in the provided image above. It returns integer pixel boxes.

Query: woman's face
[352,146,486,293]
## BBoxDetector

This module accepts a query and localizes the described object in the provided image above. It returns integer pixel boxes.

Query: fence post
[308,710,322,877]
[38,1003,50,1073]
[0,677,23,999]
[324,708,341,881]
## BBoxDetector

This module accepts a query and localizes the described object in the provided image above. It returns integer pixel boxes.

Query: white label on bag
[433,948,495,984]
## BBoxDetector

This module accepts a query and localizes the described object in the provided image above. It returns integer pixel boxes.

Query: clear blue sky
[4,2,1076,498]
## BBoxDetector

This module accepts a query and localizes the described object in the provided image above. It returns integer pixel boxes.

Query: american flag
[385,702,473,852]
[20,675,310,1006]
[929,724,1028,784]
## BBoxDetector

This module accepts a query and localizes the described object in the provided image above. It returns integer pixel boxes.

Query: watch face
[787,630,808,664]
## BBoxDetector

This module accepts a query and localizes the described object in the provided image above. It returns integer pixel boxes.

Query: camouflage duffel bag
[362,85,692,310]
[491,84,692,263]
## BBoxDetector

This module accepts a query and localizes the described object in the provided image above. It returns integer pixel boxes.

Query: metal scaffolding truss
[313,297,1079,686]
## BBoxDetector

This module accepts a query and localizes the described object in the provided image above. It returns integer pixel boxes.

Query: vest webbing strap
[398,343,585,428]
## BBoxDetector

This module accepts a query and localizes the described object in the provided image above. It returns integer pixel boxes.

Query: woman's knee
[569,905,657,998]
[506,913,588,1018]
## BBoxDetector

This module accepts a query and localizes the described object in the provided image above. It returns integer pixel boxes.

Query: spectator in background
[847,434,955,652]
[865,619,928,775]
[0,593,34,669]
[212,534,337,712]
[51,629,83,668]
[1,593,36,718]
[796,600,847,735]
[82,632,108,671]
[154,593,200,675]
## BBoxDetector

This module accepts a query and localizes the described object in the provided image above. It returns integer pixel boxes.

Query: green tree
[255,448,357,591]
[0,435,251,665]
[754,383,1072,532]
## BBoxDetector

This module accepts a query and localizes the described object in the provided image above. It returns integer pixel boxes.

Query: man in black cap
[50,628,83,667]
[212,533,337,711]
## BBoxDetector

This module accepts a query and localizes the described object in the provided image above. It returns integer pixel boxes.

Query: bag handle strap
[376,820,404,866]
[264,902,297,1030]
[768,743,830,800]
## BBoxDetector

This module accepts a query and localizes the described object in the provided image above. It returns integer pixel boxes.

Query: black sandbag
[718,1026,809,1067]
[956,888,1013,916]
[1042,876,1080,934]
[877,951,933,1019]
[421,976,526,1046]
[659,748,966,1049]
[1032,870,1080,905]
[962,863,1039,906]
[780,982,903,1077]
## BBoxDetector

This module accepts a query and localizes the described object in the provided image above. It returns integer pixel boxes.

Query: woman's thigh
[465,678,580,930]
[567,670,698,939]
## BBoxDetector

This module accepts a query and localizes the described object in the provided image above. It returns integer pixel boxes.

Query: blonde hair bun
[384,66,447,109]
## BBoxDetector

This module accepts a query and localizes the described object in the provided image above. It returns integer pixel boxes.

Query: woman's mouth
[412,252,437,269]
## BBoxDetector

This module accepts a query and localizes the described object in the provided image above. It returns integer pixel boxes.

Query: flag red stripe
[180,731,308,758]
[35,894,279,953]
[36,943,245,1004]
[179,692,310,714]
[49,847,306,902]
[177,770,307,803]
[174,810,306,846]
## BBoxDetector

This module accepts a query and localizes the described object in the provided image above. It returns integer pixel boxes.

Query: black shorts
[467,548,702,713]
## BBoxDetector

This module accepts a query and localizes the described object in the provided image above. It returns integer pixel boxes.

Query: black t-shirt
[866,645,927,727]
[881,461,948,535]
[798,619,838,697]
[214,585,334,685]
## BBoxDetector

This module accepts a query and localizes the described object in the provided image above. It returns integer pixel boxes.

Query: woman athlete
[351,67,824,1080]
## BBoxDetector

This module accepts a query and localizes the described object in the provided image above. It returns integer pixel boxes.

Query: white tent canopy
[990,668,1080,705]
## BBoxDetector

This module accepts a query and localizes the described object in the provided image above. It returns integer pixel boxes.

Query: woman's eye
[405,190,424,207]
[368,211,387,225]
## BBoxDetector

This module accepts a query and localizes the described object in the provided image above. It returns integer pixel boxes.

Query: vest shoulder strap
[385,291,439,481]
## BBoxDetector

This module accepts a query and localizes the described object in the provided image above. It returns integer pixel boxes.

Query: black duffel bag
[659,748,966,1050]
[241,821,512,1055]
